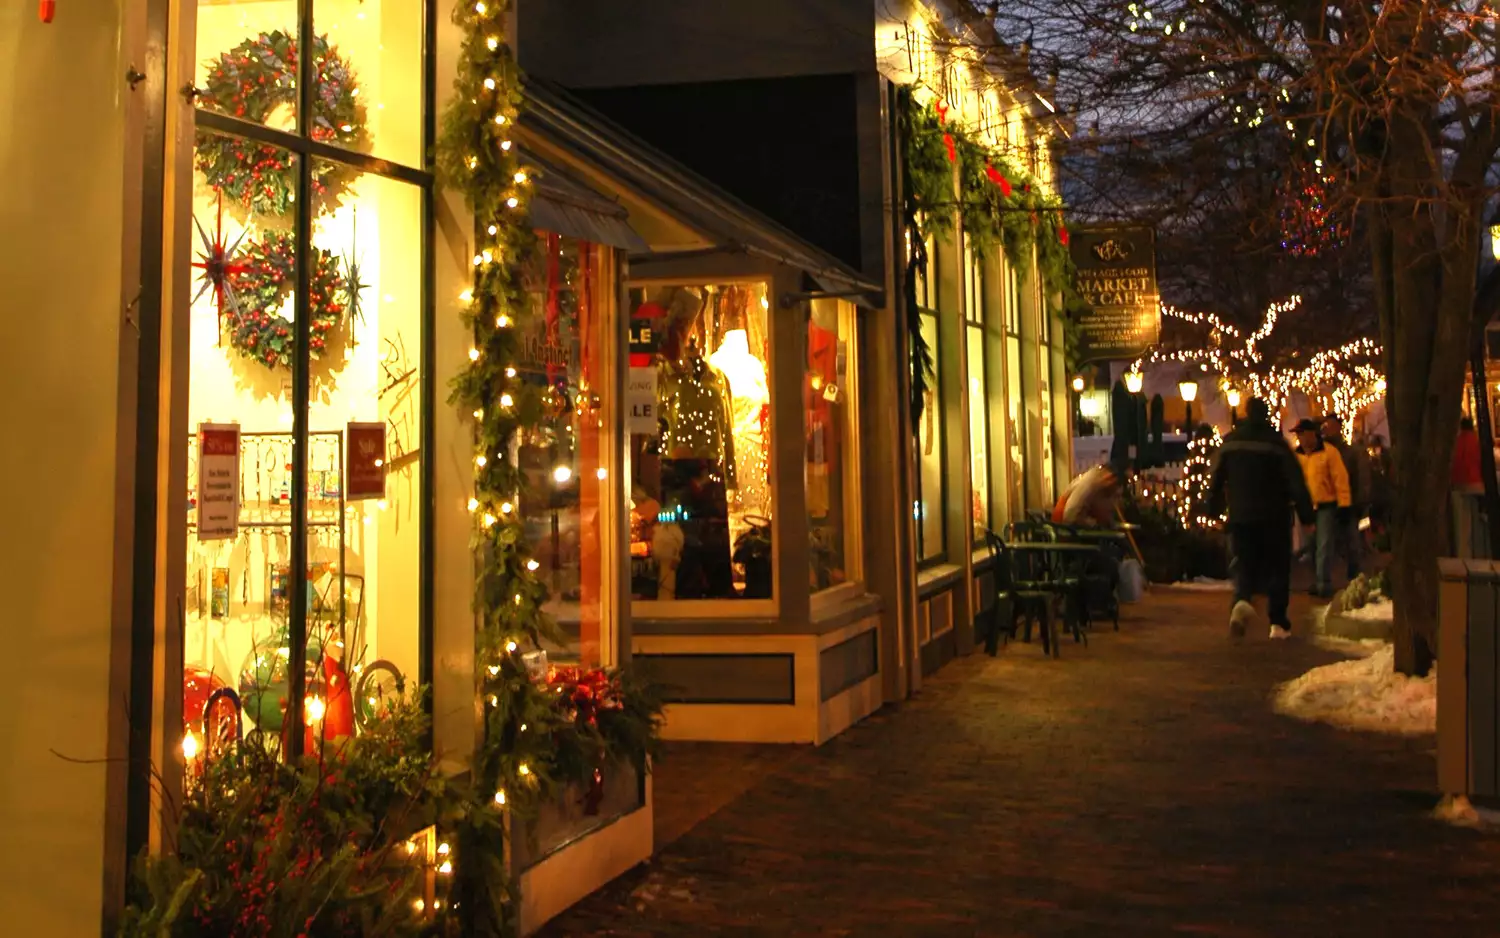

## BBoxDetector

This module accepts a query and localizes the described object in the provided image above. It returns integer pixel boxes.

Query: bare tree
[985,0,1500,674]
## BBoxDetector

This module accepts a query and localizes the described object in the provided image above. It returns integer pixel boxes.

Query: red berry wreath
[196,30,365,217]
[226,230,349,369]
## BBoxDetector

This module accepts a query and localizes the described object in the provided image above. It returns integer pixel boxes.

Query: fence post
[1437,558,1470,796]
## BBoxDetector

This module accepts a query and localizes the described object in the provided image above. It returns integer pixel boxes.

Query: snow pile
[1169,577,1233,592]
[1311,635,1388,658]
[1340,598,1394,622]
[1433,795,1500,830]
[1272,643,1436,736]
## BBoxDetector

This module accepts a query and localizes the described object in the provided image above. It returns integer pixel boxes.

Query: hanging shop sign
[1070,226,1161,363]
[197,423,241,539]
[346,422,387,500]
[626,368,659,436]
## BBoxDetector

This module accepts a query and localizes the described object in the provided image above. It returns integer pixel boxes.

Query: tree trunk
[1471,327,1500,554]
[1375,135,1483,675]
[1469,267,1500,553]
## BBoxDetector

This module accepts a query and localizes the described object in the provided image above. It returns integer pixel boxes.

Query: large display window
[519,234,614,666]
[806,299,862,593]
[182,0,430,762]
[627,282,775,607]
[915,310,945,563]
[1003,256,1026,520]
[963,243,990,543]
[911,224,945,563]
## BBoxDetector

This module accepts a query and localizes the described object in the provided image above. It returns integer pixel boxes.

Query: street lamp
[1179,379,1199,432]
[1072,375,1086,393]
[1226,387,1241,426]
[1124,370,1144,394]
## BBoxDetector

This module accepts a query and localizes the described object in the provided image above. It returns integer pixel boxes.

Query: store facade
[3,1,1068,932]
[517,0,1073,706]
[522,83,893,745]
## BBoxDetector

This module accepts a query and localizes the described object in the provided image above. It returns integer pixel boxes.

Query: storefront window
[520,234,611,664]
[1004,259,1026,521]
[183,2,427,762]
[915,311,945,562]
[627,283,774,604]
[964,245,989,543]
[807,300,861,592]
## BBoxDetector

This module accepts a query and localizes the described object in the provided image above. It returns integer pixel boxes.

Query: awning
[525,152,650,252]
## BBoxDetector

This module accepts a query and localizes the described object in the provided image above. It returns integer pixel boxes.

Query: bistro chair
[1048,523,1121,632]
[1011,522,1091,647]
[982,528,1060,658]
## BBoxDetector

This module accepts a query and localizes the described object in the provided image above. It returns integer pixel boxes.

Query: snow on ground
[1272,643,1436,736]
[1168,577,1233,592]
[1339,598,1394,622]
[1311,635,1389,658]
[1434,795,1500,830]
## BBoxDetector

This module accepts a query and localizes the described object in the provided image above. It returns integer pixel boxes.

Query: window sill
[916,563,964,599]
[971,547,995,572]
[810,588,882,633]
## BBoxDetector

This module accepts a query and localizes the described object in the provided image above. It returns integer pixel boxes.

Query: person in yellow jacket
[1292,418,1351,598]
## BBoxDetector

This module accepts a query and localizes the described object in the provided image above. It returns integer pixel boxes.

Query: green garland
[896,86,1079,419]
[225,230,349,370]
[435,2,662,935]
[196,30,365,216]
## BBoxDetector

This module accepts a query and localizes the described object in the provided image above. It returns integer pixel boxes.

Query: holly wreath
[196,29,365,216]
[225,230,349,370]
[196,30,365,371]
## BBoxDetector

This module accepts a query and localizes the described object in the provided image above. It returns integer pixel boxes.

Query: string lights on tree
[1132,295,1383,436]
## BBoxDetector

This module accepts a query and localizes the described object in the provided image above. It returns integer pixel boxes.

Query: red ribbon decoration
[943,133,956,163]
[985,164,1013,197]
[39,1,55,23]
[544,232,562,386]
[1059,226,1071,247]
[935,100,949,125]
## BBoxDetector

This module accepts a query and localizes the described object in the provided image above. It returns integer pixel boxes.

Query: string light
[1133,295,1382,435]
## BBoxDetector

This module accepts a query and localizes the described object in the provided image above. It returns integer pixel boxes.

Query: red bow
[935,100,949,125]
[547,666,623,727]
[1059,226,1071,247]
[943,133,956,163]
[985,164,1012,197]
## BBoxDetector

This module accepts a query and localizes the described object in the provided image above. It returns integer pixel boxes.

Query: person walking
[1451,417,1485,558]
[1320,415,1365,580]
[1209,398,1315,640]
[1293,418,1352,598]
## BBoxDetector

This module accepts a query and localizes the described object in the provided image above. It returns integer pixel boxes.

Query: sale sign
[197,424,240,539]
[626,368,659,436]
[347,422,387,500]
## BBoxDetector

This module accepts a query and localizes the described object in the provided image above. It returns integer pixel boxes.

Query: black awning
[526,152,650,252]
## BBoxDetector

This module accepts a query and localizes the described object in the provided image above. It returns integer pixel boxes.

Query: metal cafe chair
[982,528,1060,658]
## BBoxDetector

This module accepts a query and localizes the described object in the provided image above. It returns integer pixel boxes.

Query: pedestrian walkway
[541,589,1500,937]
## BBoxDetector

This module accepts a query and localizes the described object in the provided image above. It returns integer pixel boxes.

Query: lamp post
[1071,375,1087,435]
[1226,387,1241,427]
[1179,379,1199,433]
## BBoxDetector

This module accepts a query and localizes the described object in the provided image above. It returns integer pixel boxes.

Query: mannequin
[651,288,736,598]
[657,288,736,483]
[708,290,769,520]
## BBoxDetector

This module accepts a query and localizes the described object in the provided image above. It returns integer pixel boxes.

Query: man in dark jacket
[1209,398,1316,640]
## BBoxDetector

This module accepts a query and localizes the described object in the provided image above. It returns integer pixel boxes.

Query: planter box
[515,761,653,936]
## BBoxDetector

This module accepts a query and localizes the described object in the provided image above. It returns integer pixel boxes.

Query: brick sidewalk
[541,589,1500,937]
